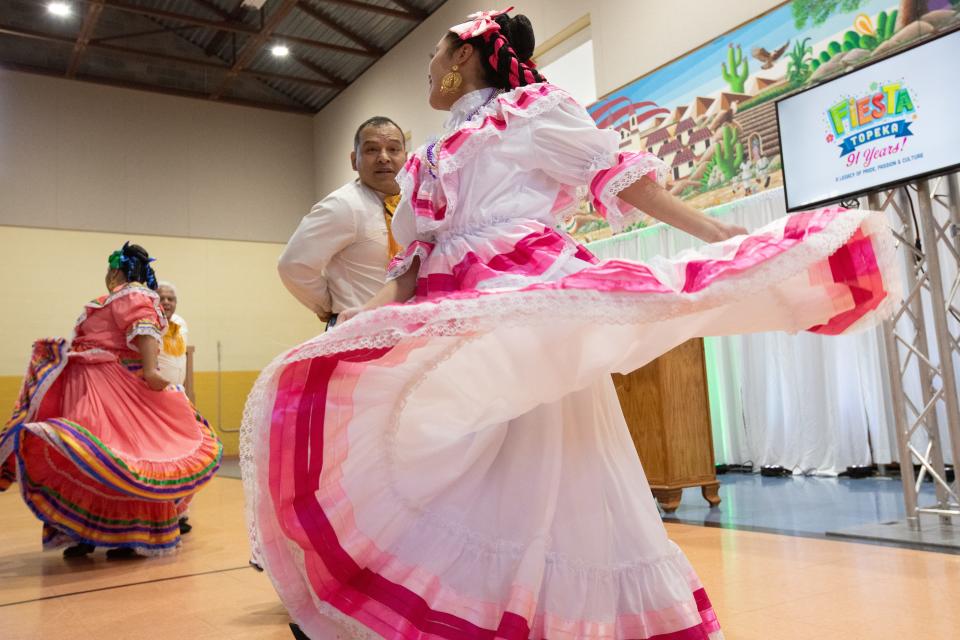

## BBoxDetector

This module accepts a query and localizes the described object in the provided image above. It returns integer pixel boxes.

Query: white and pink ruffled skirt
[241,207,896,639]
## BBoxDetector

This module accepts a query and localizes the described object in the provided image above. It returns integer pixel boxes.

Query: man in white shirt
[156,281,189,386]
[278,116,406,328]
[156,281,195,536]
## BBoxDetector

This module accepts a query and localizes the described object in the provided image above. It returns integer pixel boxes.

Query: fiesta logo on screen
[826,82,915,158]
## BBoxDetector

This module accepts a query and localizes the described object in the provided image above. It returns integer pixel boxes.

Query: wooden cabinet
[612,338,720,513]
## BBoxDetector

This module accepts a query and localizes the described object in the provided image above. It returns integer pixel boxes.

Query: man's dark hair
[353,116,405,150]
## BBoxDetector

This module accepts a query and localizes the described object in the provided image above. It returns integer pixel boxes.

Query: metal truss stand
[869,172,960,532]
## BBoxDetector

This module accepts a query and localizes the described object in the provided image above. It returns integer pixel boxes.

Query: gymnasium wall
[0,70,322,454]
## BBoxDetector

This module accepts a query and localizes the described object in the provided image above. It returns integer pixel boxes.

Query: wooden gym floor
[2,470,959,639]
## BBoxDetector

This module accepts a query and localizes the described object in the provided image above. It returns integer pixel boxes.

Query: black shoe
[63,543,95,558]
[179,518,192,535]
[106,547,138,560]
[289,623,311,640]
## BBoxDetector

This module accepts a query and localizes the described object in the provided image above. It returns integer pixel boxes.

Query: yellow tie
[383,194,403,260]
[163,321,186,357]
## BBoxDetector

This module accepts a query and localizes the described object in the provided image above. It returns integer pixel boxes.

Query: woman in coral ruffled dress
[1,243,221,558]
[242,9,895,639]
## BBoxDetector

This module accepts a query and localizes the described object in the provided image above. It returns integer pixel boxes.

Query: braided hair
[108,242,158,290]
[446,13,544,90]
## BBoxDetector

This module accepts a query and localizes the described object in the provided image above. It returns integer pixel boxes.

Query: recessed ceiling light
[270,45,289,58]
[47,2,72,17]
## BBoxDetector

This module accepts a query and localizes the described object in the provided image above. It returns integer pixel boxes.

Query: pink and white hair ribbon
[450,7,514,41]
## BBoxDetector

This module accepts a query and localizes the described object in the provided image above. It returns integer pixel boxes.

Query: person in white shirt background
[278,116,407,329]
[155,279,195,535]
[156,280,189,387]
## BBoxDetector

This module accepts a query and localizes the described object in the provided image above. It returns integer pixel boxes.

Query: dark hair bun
[447,12,542,89]
[123,243,150,262]
[120,243,158,290]
[497,14,535,62]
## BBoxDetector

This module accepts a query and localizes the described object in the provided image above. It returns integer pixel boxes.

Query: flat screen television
[776,28,960,212]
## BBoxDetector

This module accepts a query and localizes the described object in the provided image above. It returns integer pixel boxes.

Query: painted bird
[751,42,789,69]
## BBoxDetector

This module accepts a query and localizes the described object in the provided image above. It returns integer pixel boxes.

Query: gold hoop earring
[440,65,463,95]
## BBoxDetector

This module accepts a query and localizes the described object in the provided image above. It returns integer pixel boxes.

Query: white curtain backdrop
[587,188,902,475]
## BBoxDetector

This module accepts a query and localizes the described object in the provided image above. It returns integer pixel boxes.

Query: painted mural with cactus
[809,8,900,72]
[567,0,958,242]
[721,44,751,93]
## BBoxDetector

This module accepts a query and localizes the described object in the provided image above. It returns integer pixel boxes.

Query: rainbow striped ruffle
[1,339,222,554]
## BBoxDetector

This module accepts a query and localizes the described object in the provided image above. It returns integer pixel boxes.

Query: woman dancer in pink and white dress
[242,9,896,640]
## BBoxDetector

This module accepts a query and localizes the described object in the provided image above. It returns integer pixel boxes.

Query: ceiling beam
[99,0,257,34]
[251,68,339,90]
[186,0,344,87]
[0,23,340,90]
[290,51,346,86]
[189,0,249,58]
[0,60,314,114]
[66,0,105,78]
[93,25,203,44]
[90,0,377,58]
[317,0,422,21]
[387,0,427,19]
[262,29,377,58]
[0,23,86,45]
[188,0,237,20]
[210,0,300,100]
[137,1,315,110]
[296,1,383,54]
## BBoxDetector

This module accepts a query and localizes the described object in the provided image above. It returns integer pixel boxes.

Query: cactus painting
[872,9,898,46]
[715,126,745,180]
[697,126,746,192]
[811,7,900,67]
[721,44,750,93]
[844,10,898,50]
[843,29,862,50]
